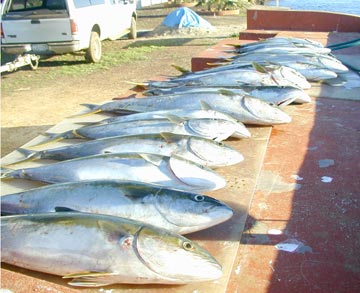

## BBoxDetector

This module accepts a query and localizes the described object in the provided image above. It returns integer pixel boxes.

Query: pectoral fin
[63,271,117,287]
[54,207,80,213]
[139,153,163,166]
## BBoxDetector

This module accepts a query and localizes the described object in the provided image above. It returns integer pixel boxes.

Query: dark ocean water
[265,0,360,16]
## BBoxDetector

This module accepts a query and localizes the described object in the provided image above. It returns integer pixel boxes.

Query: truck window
[8,0,66,11]
[9,0,44,11]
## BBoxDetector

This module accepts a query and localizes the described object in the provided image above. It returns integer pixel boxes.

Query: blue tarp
[162,7,213,29]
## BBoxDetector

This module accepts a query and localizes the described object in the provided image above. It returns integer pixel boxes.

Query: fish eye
[183,241,194,250]
[194,195,205,202]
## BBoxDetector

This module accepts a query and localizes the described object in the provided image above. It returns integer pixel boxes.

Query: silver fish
[148,64,310,90]
[0,180,233,234]
[80,93,292,125]
[1,212,223,286]
[82,108,251,139]
[188,60,337,81]
[42,115,249,145]
[234,42,331,55]
[230,52,348,73]
[236,37,325,49]
[143,87,311,106]
[1,153,226,192]
[10,132,244,167]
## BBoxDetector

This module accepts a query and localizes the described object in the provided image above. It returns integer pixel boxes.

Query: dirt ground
[1,4,247,157]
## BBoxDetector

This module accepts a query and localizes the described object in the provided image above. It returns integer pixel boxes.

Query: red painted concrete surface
[247,8,360,32]
[227,97,360,293]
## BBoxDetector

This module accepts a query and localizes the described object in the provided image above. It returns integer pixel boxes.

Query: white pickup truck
[1,0,137,63]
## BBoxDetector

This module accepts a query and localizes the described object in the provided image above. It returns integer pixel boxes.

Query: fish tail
[3,148,41,166]
[26,130,77,149]
[171,64,190,74]
[68,104,103,118]
[1,167,15,180]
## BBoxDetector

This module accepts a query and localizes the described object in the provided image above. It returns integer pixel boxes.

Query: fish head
[168,155,226,191]
[155,189,234,234]
[179,136,244,167]
[186,118,246,141]
[319,55,348,73]
[135,226,222,282]
[277,66,311,89]
[241,95,292,125]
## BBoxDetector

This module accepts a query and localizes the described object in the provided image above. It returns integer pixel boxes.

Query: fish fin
[200,100,213,111]
[68,104,103,118]
[26,131,76,149]
[165,114,185,124]
[74,121,99,126]
[54,207,80,212]
[139,153,163,166]
[64,272,116,287]
[252,62,268,73]
[2,148,41,166]
[1,167,14,179]
[217,89,237,96]
[160,132,177,142]
[171,64,190,74]
[225,43,242,48]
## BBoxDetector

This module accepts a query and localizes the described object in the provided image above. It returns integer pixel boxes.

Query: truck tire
[85,31,101,63]
[129,17,137,40]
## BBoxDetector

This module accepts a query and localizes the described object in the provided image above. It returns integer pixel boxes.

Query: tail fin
[171,64,191,74]
[68,104,103,118]
[3,148,41,166]
[1,167,15,179]
[27,130,78,149]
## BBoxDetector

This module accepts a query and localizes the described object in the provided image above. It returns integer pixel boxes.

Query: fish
[78,92,292,125]
[0,180,233,234]
[143,86,311,106]
[146,63,311,90]
[8,132,244,168]
[183,60,337,81]
[76,107,251,139]
[1,153,226,192]
[36,115,249,147]
[1,212,223,286]
[229,52,348,73]
[232,40,331,55]
[88,107,243,126]
[233,37,325,49]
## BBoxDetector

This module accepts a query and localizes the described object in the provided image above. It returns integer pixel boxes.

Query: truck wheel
[129,17,137,40]
[85,31,101,63]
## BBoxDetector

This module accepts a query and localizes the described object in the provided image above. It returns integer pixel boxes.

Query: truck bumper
[1,41,81,56]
